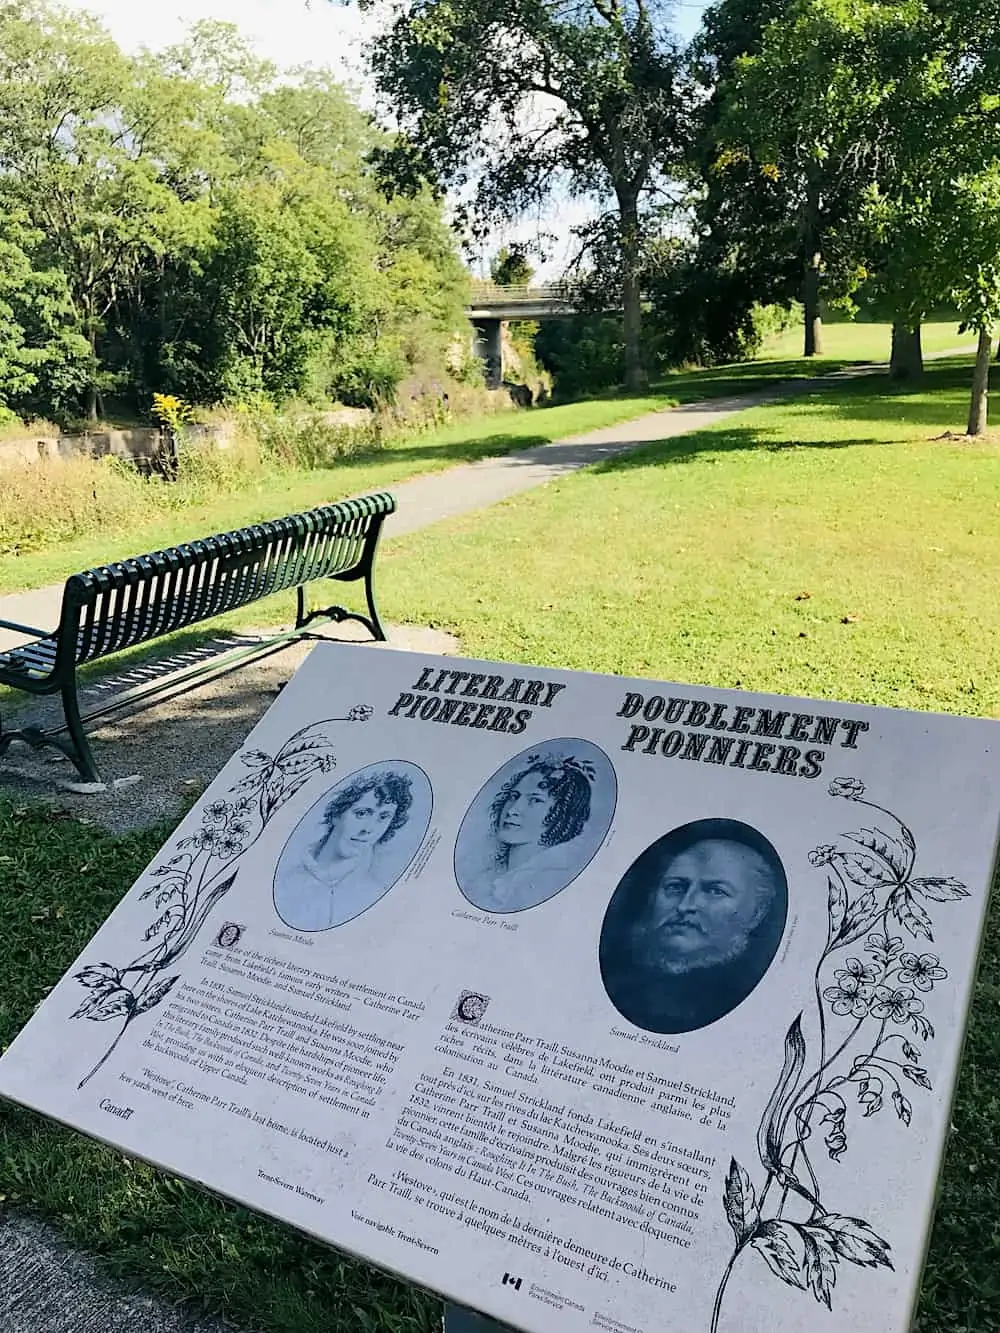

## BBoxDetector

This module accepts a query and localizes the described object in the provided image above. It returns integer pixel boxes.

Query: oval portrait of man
[454,739,617,914]
[599,819,787,1034]
[273,761,433,932]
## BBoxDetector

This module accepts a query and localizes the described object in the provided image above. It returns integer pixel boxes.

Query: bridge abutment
[471,318,503,388]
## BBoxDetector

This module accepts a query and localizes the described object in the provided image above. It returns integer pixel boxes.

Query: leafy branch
[710,778,968,1331]
[72,706,373,1089]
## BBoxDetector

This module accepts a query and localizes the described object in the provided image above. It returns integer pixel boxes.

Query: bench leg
[296,583,387,643]
[365,564,388,642]
[0,710,101,783]
[60,676,102,784]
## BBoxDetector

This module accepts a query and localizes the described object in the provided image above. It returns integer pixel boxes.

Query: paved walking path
[0,352,970,1332]
[0,372,863,652]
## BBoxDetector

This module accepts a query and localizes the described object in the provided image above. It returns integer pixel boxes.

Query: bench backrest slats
[55,493,395,671]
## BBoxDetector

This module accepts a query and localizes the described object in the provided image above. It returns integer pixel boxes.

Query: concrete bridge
[465,282,580,387]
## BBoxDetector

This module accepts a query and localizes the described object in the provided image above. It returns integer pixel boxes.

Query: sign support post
[444,1305,511,1332]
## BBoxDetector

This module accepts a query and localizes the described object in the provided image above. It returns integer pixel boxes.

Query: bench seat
[0,492,395,782]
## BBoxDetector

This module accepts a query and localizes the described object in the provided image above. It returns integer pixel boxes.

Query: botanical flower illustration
[898,953,946,991]
[711,780,968,1332]
[71,709,372,1089]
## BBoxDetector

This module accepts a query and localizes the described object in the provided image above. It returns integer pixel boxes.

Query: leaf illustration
[843,826,912,881]
[901,1065,932,1090]
[74,963,122,992]
[801,1227,838,1308]
[750,1221,807,1290]
[855,1074,884,1116]
[135,975,180,1015]
[827,876,847,938]
[892,1090,913,1125]
[72,987,135,1022]
[240,749,274,770]
[757,1016,807,1172]
[909,877,969,902]
[837,848,892,891]
[890,886,934,942]
[911,1013,935,1041]
[820,1214,894,1269]
[275,740,334,775]
[833,888,881,946]
[723,1159,759,1245]
[158,869,240,969]
[154,887,185,909]
[818,1107,847,1161]
[143,907,182,942]
[902,1040,921,1063]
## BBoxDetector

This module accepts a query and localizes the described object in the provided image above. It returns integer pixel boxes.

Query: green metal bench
[0,492,395,784]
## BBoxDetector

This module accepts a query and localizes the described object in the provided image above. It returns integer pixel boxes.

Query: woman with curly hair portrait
[456,743,616,913]
[275,764,430,931]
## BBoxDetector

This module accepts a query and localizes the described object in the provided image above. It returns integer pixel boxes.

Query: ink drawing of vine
[72,706,373,1089]
[711,778,969,1332]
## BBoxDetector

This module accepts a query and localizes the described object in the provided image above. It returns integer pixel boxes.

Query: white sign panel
[1,643,997,1333]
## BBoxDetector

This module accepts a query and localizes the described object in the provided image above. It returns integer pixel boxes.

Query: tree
[0,1,206,418]
[355,0,691,391]
[0,212,90,419]
[0,3,472,423]
[843,0,1000,420]
[491,244,535,288]
[701,0,954,363]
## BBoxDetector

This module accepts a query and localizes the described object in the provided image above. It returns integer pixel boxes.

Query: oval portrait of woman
[599,819,787,1034]
[273,762,432,932]
[454,739,617,913]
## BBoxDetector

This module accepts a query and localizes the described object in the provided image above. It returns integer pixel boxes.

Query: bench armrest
[0,616,50,638]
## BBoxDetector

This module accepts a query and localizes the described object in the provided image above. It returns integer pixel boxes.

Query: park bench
[0,491,396,785]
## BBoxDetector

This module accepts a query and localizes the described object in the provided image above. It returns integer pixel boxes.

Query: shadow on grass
[594,363,980,473]
[592,425,894,476]
[327,432,554,473]
[306,358,912,475]
[651,357,862,397]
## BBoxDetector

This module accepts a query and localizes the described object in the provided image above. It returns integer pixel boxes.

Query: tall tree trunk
[967,327,992,436]
[802,251,823,356]
[890,321,923,380]
[617,189,647,392]
[85,320,100,423]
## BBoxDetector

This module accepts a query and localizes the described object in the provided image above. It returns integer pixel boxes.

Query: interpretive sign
[1,643,997,1333]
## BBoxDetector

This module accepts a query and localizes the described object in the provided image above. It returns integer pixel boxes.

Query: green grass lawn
[378,358,1000,718]
[2,325,970,598]
[1,350,997,1333]
[0,375,782,598]
[759,317,976,364]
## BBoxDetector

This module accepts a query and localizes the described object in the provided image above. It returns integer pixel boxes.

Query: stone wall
[0,422,234,475]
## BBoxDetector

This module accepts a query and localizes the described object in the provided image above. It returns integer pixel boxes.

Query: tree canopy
[360,0,690,390]
[0,1,470,425]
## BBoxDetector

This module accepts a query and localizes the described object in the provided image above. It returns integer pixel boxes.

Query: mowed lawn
[379,358,1000,718]
[759,317,976,364]
[0,318,969,596]
[0,359,833,597]
[1,353,998,1333]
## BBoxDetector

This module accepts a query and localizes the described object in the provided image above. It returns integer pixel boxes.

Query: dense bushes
[0,4,470,427]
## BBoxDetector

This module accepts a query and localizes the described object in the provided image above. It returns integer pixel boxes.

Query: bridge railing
[467,280,578,304]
